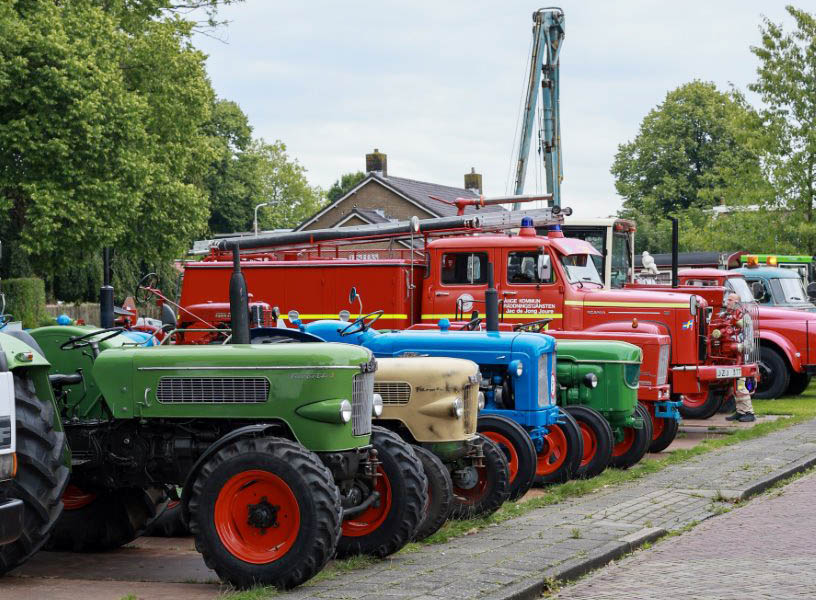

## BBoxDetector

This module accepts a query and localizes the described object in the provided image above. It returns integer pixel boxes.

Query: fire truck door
[499,248,563,327]
[427,250,491,320]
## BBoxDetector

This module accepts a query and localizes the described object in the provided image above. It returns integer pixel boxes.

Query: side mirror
[807,282,816,300]
[750,282,764,300]
[537,254,552,282]
[349,287,357,304]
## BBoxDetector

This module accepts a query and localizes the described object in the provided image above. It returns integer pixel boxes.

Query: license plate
[716,367,741,379]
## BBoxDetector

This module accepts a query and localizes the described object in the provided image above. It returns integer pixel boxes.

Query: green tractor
[6,252,427,589]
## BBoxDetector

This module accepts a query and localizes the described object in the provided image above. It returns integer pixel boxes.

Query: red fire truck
[175,212,756,451]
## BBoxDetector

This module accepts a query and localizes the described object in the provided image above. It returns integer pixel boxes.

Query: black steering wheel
[135,272,159,305]
[339,310,384,336]
[460,317,483,331]
[60,327,125,352]
[512,318,552,333]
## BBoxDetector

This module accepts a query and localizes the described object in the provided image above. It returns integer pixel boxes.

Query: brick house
[295,150,504,235]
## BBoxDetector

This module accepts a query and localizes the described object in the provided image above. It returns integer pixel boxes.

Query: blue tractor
[298,313,583,499]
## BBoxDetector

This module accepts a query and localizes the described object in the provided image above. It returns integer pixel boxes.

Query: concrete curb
[737,453,816,501]
[482,527,665,600]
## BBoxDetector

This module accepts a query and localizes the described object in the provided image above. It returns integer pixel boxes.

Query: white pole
[253,202,269,236]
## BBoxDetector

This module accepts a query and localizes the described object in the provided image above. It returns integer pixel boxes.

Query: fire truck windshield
[725,278,755,303]
[560,254,603,286]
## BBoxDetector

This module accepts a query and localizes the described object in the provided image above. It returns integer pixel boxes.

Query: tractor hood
[554,339,642,364]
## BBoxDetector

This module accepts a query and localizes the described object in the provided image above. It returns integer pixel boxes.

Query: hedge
[3,277,51,328]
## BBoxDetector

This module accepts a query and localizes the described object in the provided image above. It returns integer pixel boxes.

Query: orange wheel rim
[612,428,635,457]
[536,425,567,476]
[577,422,598,468]
[63,484,97,510]
[646,404,665,441]
[683,392,708,408]
[214,470,301,564]
[482,431,519,483]
[342,466,392,537]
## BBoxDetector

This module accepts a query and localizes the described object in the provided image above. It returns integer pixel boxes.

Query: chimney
[464,167,482,194]
[366,149,387,177]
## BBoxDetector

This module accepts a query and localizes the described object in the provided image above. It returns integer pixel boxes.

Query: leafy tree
[612,81,764,253]
[748,5,816,252]
[327,171,366,203]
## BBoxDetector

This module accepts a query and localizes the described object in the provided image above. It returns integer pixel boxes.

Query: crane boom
[512,8,565,209]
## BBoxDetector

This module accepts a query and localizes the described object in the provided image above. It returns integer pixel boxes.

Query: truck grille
[373,381,411,405]
[352,372,375,436]
[463,384,477,434]
[657,343,670,385]
[156,377,269,404]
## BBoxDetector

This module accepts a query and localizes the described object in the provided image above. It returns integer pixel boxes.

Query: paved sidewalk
[554,469,816,599]
[10,418,816,600]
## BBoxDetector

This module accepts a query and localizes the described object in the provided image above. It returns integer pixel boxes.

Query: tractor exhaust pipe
[100,248,114,328]
[485,263,499,332]
[670,217,679,288]
[229,244,251,344]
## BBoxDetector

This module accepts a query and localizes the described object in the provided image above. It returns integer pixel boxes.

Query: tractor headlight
[711,328,722,340]
[477,391,485,410]
[451,397,464,418]
[372,393,383,417]
[509,360,523,377]
[583,373,598,388]
[339,400,352,423]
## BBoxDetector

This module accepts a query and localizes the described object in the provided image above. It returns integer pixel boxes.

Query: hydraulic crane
[512,8,565,210]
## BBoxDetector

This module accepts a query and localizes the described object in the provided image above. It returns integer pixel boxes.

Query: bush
[3,277,50,328]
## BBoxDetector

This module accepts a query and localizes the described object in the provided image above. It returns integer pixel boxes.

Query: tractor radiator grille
[352,372,374,436]
[156,377,269,404]
[373,381,411,405]
[463,384,477,434]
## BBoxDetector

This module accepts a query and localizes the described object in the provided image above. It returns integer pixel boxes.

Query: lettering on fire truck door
[499,248,563,324]
[429,250,492,319]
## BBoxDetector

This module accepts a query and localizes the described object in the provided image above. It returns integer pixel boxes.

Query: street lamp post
[253,202,270,236]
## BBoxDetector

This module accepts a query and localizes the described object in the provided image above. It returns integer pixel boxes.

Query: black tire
[188,436,341,590]
[644,402,680,454]
[449,434,510,519]
[144,500,189,537]
[0,373,69,575]
[786,371,811,396]
[411,446,452,542]
[679,390,723,420]
[610,403,652,469]
[534,409,583,486]
[477,415,537,500]
[562,405,613,479]
[47,485,168,552]
[754,346,790,400]
[336,426,426,558]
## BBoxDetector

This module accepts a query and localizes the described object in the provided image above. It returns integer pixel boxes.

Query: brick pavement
[10,418,816,600]
[554,469,816,599]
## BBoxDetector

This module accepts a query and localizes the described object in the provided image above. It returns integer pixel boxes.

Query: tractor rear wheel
[188,436,341,590]
[563,405,613,479]
[785,372,811,397]
[679,389,722,420]
[644,402,680,454]
[611,403,652,469]
[533,409,583,486]
[0,374,69,575]
[477,415,537,500]
[449,434,510,519]
[47,485,168,552]
[411,445,452,542]
[337,426,426,558]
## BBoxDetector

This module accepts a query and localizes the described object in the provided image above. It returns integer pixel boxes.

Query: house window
[441,253,488,285]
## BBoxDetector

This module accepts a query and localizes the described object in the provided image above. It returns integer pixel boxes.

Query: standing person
[721,293,757,422]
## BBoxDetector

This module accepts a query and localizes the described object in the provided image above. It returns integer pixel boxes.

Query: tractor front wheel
[611,403,652,469]
[477,415,537,500]
[188,436,341,590]
[0,374,69,575]
[337,427,426,558]
[449,434,510,519]
[533,409,583,486]
[563,405,613,479]
[644,402,680,454]
[411,445,453,542]
[47,485,168,552]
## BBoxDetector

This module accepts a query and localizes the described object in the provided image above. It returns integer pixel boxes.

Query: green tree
[612,81,764,253]
[327,171,366,203]
[748,5,816,253]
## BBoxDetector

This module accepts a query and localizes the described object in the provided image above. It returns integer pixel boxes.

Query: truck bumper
[0,497,23,546]
[670,364,758,394]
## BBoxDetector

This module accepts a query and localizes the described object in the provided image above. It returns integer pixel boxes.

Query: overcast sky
[193,1,797,218]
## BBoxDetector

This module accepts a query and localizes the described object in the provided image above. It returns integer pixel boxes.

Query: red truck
[176,217,756,451]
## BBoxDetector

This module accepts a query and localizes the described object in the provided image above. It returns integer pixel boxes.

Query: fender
[180,421,292,520]
[758,330,800,372]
